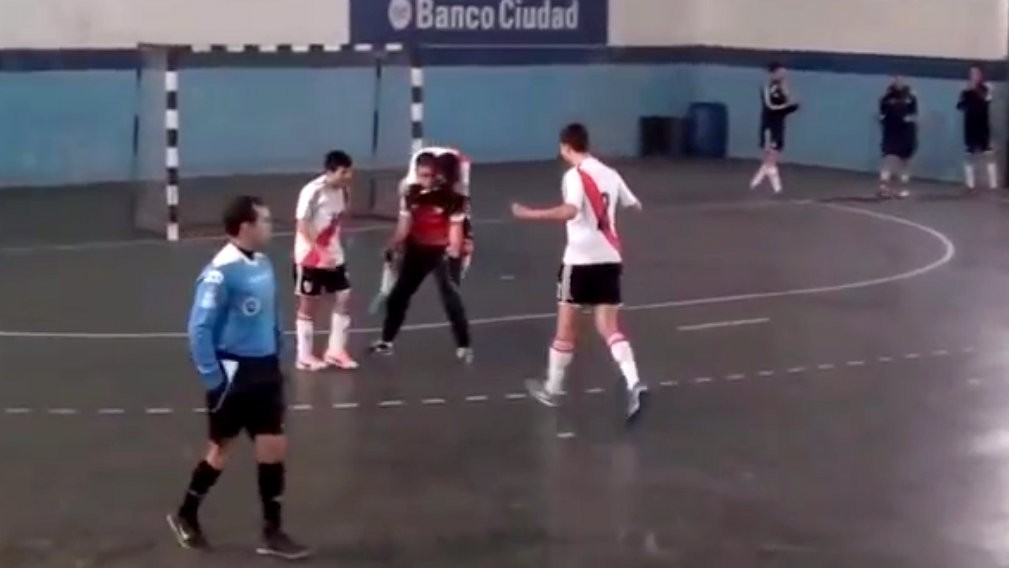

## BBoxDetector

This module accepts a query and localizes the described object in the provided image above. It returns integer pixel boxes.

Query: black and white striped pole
[164,49,180,242]
[410,49,424,154]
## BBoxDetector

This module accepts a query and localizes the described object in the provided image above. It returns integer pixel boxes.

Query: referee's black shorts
[206,354,286,443]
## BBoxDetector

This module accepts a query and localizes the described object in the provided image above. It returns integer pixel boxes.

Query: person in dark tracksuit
[878,75,918,199]
[957,66,998,192]
[370,152,472,362]
[750,61,800,194]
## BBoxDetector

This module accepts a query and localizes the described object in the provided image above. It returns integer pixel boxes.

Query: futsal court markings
[0,345,985,419]
[0,202,962,419]
[0,203,955,339]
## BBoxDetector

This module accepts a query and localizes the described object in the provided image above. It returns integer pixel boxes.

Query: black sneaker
[256,528,312,561]
[626,383,650,426]
[368,340,394,356]
[166,512,210,550]
[526,379,561,408]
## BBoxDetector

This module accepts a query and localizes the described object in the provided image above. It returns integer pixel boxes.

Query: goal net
[132,43,416,240]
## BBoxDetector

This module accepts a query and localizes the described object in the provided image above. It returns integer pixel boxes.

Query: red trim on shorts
[577,168,621,253]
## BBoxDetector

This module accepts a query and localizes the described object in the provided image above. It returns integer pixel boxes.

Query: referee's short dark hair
[560,123,590,153]
[223,195,265,237]
[767,61,783,73]
[324,150,353,172]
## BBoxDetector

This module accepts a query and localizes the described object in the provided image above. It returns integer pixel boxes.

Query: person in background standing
[750,61,800,194]
[957,66,998,192]
[878,75,918,199]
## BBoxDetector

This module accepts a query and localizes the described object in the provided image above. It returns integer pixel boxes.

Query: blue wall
[0,48,1003,188]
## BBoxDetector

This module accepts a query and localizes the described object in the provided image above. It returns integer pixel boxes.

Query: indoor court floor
[3,160,1009,567]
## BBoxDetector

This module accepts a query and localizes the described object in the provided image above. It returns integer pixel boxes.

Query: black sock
[179,460,222,519]
[258,462,285,532]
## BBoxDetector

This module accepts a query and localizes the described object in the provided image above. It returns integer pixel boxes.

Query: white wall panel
[609,0,700,46]
[697,0,1008,59]
[0,0,350,48]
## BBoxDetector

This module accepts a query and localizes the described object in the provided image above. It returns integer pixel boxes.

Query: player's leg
[167,385,242,550]
[527,265,580,406]
[433,256,472,362]
[750,127,774,189]
[292,265,327,371]
[247,367,310,560]
[879,153,894,198]
[322,266,358,369]
[590,264,649,423]
[765,125,784,193]
[371,244,434,353]
[983,132,998,189]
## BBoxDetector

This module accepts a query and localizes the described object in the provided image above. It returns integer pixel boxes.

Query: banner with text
[351,0,608,45]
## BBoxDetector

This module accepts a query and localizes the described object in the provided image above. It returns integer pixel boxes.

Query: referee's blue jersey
[186,243,282,390]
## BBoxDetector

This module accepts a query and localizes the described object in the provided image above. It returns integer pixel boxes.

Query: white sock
[750,165,768,188]
[296,317,314,360]
[544,342,574,395]
[608,334,640,389]
[965,162,976,188]
[880,166,892,184]
[899,170,910,184]
[767,167,782,193]
[987,162,998,189]
[327,313,350,354]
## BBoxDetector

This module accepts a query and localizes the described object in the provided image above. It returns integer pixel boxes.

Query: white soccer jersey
[399,146,471,196]
[561,157,640,265]
[294,175,348,268]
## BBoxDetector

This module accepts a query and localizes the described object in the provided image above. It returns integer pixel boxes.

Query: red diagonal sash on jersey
[577,168,620,253]
[304,214,341,266]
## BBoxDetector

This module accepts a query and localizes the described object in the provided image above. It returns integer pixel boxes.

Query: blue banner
[351,0,608,46]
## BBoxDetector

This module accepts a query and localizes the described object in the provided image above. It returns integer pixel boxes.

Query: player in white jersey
[292,151,358,371]
[511,123,650,424]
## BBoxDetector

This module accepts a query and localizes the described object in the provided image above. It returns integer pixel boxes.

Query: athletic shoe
[256,528,312,561]
[368,341,394,356]
[456,347,474,364]
[167,513,210,550]
[295,356,327,372]
[323,350,359,370]
[526,379,561,407]
[626,383,650,425]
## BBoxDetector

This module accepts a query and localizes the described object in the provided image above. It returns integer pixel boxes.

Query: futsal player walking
[292,151,358,371]
[512,123,650,424]
[958,66,998,192]
[878,75,918,198]
[371,152,472,361]
[168,195,310,560]
[750,62,800,194]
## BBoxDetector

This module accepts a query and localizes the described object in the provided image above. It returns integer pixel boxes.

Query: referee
[167,195,310,561]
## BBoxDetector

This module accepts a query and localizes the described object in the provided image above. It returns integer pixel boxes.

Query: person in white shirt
[511,123,650,424]
[292,151,358,371]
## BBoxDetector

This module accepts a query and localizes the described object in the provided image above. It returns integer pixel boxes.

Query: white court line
[817,364,836,371]
[421,398,447,405]
[0,204,956,340]
[726,374,746,381]
[677,317,769,332]
[787,367,806,374]
[758,370,775,377]
[878,356,893,363]
[659,380,678,387]
[464,395,489,402]
[585,387,605,394]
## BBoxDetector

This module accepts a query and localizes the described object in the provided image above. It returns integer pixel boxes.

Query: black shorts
[965,129,992,154]
[760,121,785,151]
[293,264,350,296]
[206,355,285,442]
[882,132,917,159]
[557,263,622,306]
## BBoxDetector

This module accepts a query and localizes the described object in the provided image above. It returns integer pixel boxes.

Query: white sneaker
[295,356,327,372]
[456,347,474,364]
[323,351,359,370]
